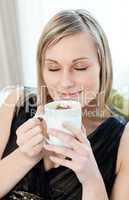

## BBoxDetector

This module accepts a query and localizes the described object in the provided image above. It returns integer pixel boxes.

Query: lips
[59,91,82,99]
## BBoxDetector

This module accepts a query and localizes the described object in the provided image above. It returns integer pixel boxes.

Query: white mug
[35,100,82,147]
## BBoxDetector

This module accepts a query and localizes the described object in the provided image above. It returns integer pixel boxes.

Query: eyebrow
[45,57,89,64]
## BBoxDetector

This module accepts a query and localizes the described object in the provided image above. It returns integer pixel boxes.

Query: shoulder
[116,121,129,173]
[12,86,37,122]
[0,86,37,114]
[0,86,37,132]
[110,122,129,199]
[0,86,23,107]
[0,86,24,158]
[0,86,25,121]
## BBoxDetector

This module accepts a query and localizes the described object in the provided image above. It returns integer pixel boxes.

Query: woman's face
[43,32,100,108]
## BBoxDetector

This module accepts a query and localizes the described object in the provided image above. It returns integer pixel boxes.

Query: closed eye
[74,67,88,71]
[48,69,60,71]
[48,67,88,72]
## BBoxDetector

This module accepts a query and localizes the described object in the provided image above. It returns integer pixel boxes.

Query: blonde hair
[36,9,113,109]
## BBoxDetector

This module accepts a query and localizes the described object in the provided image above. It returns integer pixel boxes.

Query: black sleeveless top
[2,92,128,200]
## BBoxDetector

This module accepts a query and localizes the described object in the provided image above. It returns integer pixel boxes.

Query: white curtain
[0,0,23,90]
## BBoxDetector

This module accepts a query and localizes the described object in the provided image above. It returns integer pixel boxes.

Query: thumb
[35,104,44,116]
[35,105,49,139]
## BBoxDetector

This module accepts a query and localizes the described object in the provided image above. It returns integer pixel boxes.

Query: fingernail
[37,117,43,122]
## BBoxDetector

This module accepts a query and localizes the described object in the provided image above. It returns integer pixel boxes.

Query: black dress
[1,91,128,200]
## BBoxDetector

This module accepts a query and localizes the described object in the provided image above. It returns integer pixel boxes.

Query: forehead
[45,32,98,61]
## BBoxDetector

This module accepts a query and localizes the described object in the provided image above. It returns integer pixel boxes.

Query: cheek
[43,71,59,87]
[86,77,99,92]
[43,71,60,99]
[80,71,100,106]
[80,73,100,92]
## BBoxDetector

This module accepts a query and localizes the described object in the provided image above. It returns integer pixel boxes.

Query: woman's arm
[0,87,23,159]
[82,174,108,200]
[0,147,41,198]
[83,122,129,200]
[0,88,45,198]
[110,123,129,200]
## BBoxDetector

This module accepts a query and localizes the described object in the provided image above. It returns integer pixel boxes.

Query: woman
[0,9,129,200]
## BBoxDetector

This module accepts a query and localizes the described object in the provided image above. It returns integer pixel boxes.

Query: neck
[82,105,112,136]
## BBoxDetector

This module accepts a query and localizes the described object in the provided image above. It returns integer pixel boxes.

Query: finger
[49,155,75,170]
[44,143,78,161]
[81,124,90,146]
[42,147,59,159]
[48,128,85,153]
[32,142,44,155]
[26,133,44,149]
[81,124,87,136]
[63,122,90,146]
[20,141,44,157]
[17,104,44,136]
[16,117,42,136]
[35,115,48,139]
[17,125,45,146]
[34,105,45,122]
[62,122,86,143]
[34,105,48,139]
[20,134,44,157]
[35,105,44,116]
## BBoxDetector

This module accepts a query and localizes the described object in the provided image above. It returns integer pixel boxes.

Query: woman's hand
[44,122,101,185]
[16,117,46,159]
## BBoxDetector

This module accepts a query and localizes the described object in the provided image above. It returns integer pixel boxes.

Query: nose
[60,70,75,89]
